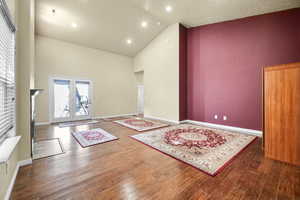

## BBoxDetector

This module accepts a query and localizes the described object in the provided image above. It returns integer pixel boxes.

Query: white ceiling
[36,0,300,57]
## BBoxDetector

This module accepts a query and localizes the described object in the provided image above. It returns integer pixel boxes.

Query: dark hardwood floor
[11,119,300,200]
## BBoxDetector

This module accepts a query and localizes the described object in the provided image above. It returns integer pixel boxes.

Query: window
[0,0,16,144]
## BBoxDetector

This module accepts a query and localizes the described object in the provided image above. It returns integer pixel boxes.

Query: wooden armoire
[263,62,300,166]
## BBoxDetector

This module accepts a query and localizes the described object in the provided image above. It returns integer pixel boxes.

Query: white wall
[1,0,35,199]
[134,23,180,122]
[16,0,35,161]
[35,36,137,123]
[134,71,144,85]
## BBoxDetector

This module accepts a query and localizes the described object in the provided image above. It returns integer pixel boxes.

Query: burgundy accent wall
[187,8,300,130]
[179,24,187,121]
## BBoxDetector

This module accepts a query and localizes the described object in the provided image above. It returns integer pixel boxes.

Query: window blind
[0,0,16,144]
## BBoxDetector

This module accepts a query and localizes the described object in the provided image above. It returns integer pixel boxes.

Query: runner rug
[114,117,169,131]
[131,124,257,176]
[72,128,118,147]
[59,120,99,128]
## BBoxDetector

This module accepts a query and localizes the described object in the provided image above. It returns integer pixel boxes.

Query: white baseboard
[144,115,180,124]
[4,158,32,200]
[93,113,138,120]
[18,159,32,167]
[35,114,138,126]
[181,120,262,137]
[35,122,50,126]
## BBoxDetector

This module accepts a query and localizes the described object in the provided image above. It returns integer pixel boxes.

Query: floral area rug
[72,128,118,147]
[114,117,169,131]
[131,124,257,176]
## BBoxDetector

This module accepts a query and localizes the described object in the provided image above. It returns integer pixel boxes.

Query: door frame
[137,85,144,114]
[49,76,93,123]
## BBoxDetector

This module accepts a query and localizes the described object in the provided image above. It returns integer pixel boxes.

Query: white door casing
[137,85,144,114]
[49,77,93,123]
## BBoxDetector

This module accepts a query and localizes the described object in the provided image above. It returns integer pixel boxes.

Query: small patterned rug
[72,128,118,147]
[131,124,257,176]
[114,117,169,131]
[59,120,99,128]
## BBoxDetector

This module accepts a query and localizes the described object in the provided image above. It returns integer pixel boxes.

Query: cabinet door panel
[264,63,300,166]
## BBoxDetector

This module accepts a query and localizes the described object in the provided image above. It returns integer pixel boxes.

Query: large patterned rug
[131,124,257,176]
[114,117,169,131]
[72,128,118,147]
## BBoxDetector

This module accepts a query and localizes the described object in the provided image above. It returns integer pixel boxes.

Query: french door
[49,77,92,123]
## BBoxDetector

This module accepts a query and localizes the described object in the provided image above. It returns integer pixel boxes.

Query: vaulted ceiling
[36,0,300,57]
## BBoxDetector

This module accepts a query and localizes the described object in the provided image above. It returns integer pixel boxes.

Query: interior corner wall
[134,71,144,85]
[35,36,137,123]
[16,0,35,161]
[187,8,300,130]
[134,23,180,122]
[179,24,187,121]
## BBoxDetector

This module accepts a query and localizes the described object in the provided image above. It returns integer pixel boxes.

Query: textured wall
[187,8,300,130]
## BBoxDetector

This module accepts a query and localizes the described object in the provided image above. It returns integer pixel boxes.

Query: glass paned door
[53,79,71,121]
[74,80,91,120]
[50,78,92,123]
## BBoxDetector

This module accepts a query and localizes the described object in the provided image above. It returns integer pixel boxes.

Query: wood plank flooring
[11,119,300,200]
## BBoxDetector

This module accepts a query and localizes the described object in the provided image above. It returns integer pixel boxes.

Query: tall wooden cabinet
[263,62,300,166]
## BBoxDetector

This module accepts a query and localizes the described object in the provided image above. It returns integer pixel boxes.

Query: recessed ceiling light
[126,39,132,44]
[165,5,172,13]
[157,22,161,26]
[71,22,78,28]
[141,21,148,28]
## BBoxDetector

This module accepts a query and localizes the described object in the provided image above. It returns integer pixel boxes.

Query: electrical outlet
[214,115,218,120]
[223,116,227,121]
